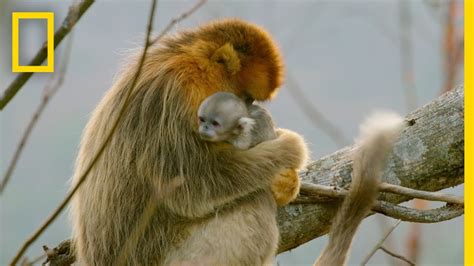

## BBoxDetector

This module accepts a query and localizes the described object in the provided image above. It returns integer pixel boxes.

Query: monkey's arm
[162,129,308,218]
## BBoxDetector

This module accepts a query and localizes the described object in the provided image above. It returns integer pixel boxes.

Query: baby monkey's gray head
[198,92,249,142]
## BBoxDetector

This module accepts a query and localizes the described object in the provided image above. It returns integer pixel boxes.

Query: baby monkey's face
[197,92,248,142]
[198,112,240,142]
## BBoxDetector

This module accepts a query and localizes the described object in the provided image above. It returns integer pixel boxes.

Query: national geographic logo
[11,12,54,73]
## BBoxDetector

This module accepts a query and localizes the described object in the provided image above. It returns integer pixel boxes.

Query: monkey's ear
[211,43,241,75]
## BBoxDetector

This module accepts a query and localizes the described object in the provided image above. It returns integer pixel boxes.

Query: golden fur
[271,169,301,206]
[70,19,307,265]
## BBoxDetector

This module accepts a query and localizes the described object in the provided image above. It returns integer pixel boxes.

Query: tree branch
[296,181,463,205]
[295,181,463,223]
[379,246,415,266]
[0,33,74,194]
[360,219,401,265]
[277,85,464,253]
[373,201,463,223]
[149,0,206,45]
[379,182,463,204]
[0,0,94,110]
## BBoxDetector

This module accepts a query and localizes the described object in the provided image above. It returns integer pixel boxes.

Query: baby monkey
[198,92,302,207]
[198,92,277,149]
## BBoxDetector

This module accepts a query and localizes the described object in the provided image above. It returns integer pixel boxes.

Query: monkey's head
[159,19,284,106]
[202,19,284,101]
[197,92,253,142]
[204,19,283,101]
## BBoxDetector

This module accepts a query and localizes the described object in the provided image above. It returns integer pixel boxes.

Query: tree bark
[277,85,464,253]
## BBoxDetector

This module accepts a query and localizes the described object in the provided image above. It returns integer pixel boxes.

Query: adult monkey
[70,19,308,265]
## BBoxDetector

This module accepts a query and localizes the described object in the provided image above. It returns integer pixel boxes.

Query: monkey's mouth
[199,133,218,142]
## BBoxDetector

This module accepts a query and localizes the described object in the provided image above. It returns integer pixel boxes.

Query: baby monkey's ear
[211,43,241,75]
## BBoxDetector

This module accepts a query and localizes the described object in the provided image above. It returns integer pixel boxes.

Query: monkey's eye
[199,117,205,123]
[212,121,220,127]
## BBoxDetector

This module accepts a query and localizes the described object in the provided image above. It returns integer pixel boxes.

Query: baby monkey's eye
[212,121,220,127]
[199,117,205,123]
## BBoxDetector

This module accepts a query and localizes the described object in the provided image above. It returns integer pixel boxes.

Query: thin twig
[0,0,94,110]
[286,73,349,146]
[380,246,416,265]
[149,0,206,45]
[17,253,46,266]
[295,182,464,223]
[373,201,463,223]
[360,219,401,265]
[298,181,464,205]
[0,35,74,195]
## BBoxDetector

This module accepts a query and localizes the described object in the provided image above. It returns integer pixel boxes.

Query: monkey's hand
[271,168,300,206]
[270,128,308,170]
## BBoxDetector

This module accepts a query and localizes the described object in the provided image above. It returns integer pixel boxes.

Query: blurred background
[0,0,464,265]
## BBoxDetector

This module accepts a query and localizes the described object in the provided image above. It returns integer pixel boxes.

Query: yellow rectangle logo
[12,12,54,73]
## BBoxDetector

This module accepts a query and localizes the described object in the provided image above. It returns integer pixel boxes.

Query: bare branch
[296,181,463,206]
[380,246,415,266]
[379,182,463,205]
[149,0,206,45]
[295,182,464,223]
[0,34,74,194]
[373,201,463,223]
[360,219,415,265]
[0,0,94,110]
[360,219,401,266]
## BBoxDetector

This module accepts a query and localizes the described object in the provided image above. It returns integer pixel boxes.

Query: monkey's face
[198,117,224,142]
[198,103,241,142]
[197,114,238,142]
[197,92,248,142]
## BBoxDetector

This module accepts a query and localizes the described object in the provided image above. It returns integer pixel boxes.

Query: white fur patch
[238,117,255,135]
[232,117,256,149]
